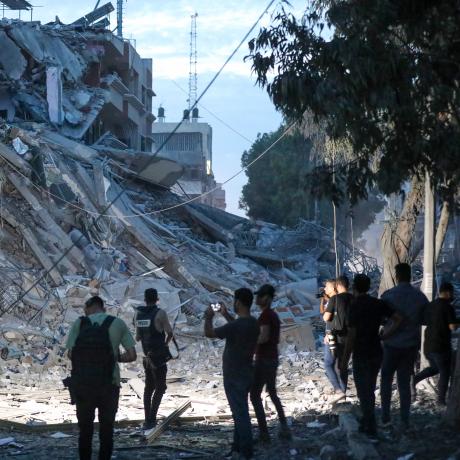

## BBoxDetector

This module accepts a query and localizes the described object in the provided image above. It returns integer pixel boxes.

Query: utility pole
[421,171,435,368]
[188,13,198,111]
[422,172,436,300]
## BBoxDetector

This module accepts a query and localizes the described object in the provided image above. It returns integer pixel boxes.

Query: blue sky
[21,1,306,215]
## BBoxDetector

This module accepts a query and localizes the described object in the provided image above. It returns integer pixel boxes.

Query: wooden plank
[146,400,192,444]
[0,141,31,174]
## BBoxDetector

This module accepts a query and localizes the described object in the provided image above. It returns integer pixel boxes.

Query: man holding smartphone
[250,284,291,443]
[204,288,259,460]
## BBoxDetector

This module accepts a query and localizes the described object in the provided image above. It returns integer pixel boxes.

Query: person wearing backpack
[323,275,353,403]
[135,288,174,430]
[66,296,136,460]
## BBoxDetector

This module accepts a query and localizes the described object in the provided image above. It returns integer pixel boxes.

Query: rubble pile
[0,112,353,420]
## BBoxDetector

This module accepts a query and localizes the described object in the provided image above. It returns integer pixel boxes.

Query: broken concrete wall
[46,67,63,125]
[0,30,27,80]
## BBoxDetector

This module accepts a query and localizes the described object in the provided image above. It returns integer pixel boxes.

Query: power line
[6,121,295,219]
[3,0,278,316]
[170,79,253,144]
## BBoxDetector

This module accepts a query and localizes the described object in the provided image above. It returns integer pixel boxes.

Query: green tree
[248,1,460,425]
[240,126,316,227]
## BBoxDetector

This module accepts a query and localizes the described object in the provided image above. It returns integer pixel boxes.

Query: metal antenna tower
[188,12,198,111]
[116,0,125,37]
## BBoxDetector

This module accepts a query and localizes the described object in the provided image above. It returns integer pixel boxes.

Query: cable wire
[2,0,278,316]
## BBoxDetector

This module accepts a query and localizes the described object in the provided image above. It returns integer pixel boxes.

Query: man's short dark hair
[255,284,275,298]
[85,295,104,310]
[439,282,454,294]
[234,288,253,309]
[336,275,349,290]
[395,263,411,282]
[145,288,158,304]
[353,274,371,294]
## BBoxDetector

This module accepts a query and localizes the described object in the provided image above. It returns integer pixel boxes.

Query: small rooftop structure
[1,0,32,10]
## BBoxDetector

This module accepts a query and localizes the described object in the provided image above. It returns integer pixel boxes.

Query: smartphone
[211,303,221,312]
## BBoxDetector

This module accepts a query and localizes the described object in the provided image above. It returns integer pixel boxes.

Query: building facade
[152,108,226,210]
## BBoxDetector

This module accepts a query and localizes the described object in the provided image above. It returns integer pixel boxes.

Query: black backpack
[71,315,116,389]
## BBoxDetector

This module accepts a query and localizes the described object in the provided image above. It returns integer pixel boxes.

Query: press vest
[135,306,167,355]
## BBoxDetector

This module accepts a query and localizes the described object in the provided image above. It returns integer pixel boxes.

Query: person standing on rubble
[323,275,353,403]
[250,284,291,444]
[413,282,458,405]
[380,263,428,430]
[66,296,137,460]
[135,288,174,430]
[343,274,402,436]
[204,288,260,460]
[320,279,341,395]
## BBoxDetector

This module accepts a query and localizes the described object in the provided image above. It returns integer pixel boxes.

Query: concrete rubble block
[339,413,380,460]
[46,67,64,125]
[7,172,85,268]
[0,30,27,80]
[184,204,233,244]
[125,277,181,322]
[0,142,31,175]
[163,255,204,292]
[42,130,97,163]
[7,25,85,82]
[280,322,316,352]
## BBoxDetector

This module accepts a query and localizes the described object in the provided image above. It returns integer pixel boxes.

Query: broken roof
[0,0,32,10]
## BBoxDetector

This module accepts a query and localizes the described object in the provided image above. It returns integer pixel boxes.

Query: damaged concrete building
[153,107,227,210]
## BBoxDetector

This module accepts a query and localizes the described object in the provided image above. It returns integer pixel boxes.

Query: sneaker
[278,424,292,441]
[142,420,156,431]
[329,392,346,405]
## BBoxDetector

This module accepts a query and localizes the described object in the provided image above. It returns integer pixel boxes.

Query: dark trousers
[75,384,120,460]
[414,351,451,403]
[143,358,167,424]
[381,345,417,425]
[250,358,286,434]
[324,342,347,393]
[224,374,253,458]
[353,352,382,433]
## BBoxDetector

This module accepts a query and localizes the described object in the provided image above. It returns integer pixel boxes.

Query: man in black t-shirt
[323,275,353,402]
[414,282,458,405]
[345,274,400,436]
[204,288,259,460]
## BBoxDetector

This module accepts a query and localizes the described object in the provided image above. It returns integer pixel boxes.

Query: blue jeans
[324,342,346,393]
[224,374,253,458]
[380,345,418,425]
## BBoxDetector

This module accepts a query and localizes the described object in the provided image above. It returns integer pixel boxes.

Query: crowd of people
[63,262,458,460]
[321,263,458,437]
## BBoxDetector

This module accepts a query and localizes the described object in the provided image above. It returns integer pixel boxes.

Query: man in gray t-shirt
[204,288,259,460]
[380,263,428,429]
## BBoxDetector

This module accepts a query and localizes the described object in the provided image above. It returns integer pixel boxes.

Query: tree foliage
[240,125,385,234]
[240,126,315,226]
[248,1,460,202]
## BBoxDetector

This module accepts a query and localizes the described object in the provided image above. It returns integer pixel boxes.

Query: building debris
[146,399,192,444]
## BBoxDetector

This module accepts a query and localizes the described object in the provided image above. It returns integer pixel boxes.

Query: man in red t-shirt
[250,284,291,444]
